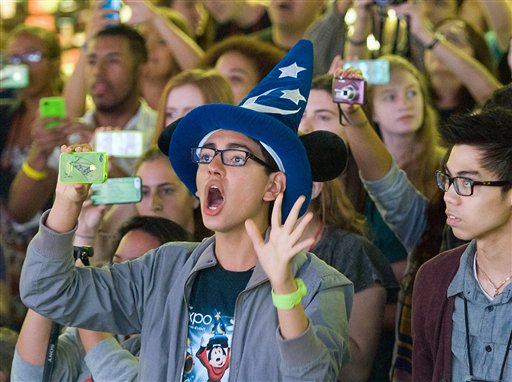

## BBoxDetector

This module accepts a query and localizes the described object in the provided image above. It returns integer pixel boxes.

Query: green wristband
[271,278,307,310]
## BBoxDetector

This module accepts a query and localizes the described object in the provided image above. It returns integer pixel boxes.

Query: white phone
[342,59,390,85]
[95,130,144,157]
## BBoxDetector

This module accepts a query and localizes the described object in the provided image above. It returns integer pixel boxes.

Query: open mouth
[207,185,224,210]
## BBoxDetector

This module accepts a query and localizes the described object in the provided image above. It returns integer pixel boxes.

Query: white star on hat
[280,89,306,105]
[278,62,306,78]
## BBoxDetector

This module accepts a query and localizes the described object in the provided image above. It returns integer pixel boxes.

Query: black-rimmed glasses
[7,51,50,65]
[435,170,512,196]
[191,146,276,171]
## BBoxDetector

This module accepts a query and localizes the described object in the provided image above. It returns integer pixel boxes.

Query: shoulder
[415,243,469,293]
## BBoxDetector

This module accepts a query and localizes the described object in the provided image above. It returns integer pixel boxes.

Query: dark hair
[117,215,194,247]
[198,35,285,81]
[482,84,512,110]
[311,73,332,93]
[440,107,512,191]
[95,24,148,65]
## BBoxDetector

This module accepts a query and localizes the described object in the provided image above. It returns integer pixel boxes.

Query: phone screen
[91,176,142,205]
[59,152,108,184]
[0,65,29,89]
[342,60,390,85]
[95,131,144,157]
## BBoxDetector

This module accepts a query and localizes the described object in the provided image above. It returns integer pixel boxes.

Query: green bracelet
[271,278,307,310]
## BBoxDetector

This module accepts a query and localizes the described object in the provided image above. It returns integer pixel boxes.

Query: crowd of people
[0,0,511,381]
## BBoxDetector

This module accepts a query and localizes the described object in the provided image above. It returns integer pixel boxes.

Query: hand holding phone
[39,96,66,129]
[59,151,108,184]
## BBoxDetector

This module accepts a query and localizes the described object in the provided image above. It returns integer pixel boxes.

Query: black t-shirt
[183,264,253,382]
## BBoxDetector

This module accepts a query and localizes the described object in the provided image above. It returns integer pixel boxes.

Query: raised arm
[394,3,502,106]
[246,193,351,379]
[125,0,204,70]
[63,2,113,119]
[335,69,429,251]
[345,0,373,60]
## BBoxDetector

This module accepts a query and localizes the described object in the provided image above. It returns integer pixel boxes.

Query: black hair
[482,84,512,111]
[311,73,333,93]
[95,24,148,65]
[117,215,194,247]
[440,107,512,191]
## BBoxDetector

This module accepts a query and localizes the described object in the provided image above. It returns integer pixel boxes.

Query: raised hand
[55,145,93,205]
[245,194,314,292]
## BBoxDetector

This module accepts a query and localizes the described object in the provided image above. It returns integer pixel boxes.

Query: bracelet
[271,278,307,310]
[348,36,367,46]
[21,161,48,181]
[426,32,445,50]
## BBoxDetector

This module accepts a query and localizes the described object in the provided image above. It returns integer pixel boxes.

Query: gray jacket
[20,211,353,381]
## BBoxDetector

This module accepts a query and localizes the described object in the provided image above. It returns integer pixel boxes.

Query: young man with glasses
[19,40,353,381]
[412,107,512,382]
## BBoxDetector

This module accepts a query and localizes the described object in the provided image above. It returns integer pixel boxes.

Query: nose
[207,152,225,175]
[151,193,163,211]
[299,117,313,134]
[443,182,460,205]
[91,58,106,78]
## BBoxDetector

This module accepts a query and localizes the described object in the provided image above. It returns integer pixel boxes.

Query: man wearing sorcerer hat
[20,40,353,381]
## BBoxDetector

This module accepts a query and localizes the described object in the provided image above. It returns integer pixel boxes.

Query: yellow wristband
[21,161,48,181]
[271,278,307,310]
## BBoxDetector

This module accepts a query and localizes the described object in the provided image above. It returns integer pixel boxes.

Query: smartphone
[101,0,121,22]
[342,59,390,85]
[91,176,142,205]
[0,64,29,89]
[39,96,66,128]
[59,152,108,184]
[95,130,144,157]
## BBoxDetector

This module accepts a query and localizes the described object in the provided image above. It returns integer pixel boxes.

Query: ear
[311,181,324,200]
[263,172,286,202]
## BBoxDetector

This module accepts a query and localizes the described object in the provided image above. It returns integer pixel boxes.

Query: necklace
[476,253,512,298]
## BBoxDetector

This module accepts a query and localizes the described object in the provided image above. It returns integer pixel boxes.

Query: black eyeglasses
[191,146,276,171]
[435,170,512,196]
[7,51,50,65]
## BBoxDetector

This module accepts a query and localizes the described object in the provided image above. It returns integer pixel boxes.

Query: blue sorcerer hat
[169,40,314,221]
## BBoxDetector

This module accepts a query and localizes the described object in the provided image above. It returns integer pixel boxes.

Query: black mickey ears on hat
[300,131,348,182]
[158,121,348,182]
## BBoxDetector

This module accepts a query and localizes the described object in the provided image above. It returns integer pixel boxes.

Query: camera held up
[332,77,367,105]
